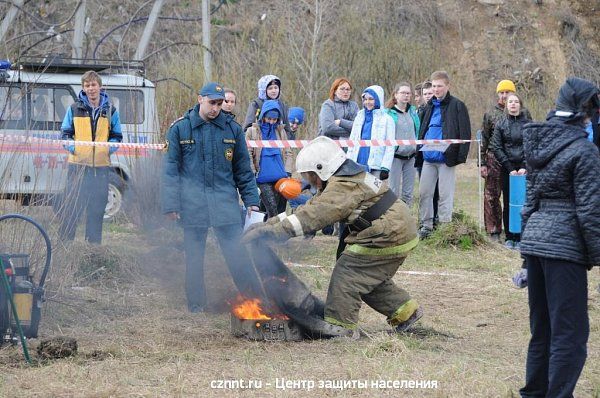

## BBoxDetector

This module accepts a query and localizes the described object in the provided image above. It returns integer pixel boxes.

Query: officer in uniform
[162,82,263,313]
[243,136,422,334]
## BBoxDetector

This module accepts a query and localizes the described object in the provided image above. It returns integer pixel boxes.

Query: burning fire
[232,297,271,320]
[230,295,289,320]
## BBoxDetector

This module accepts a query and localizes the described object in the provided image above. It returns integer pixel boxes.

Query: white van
[0,58,160,219]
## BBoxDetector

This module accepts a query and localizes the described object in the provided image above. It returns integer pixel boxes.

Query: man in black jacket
[519,77,600,398]
[415,71,471,238]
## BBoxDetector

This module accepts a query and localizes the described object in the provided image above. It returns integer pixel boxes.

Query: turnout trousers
[324,252,412,329]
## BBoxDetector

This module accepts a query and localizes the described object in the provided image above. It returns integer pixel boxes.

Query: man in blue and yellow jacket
[59,70,122,244]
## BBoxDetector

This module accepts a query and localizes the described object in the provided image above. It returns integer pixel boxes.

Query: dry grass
[0,161,598,397]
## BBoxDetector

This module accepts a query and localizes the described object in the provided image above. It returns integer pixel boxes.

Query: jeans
[183,224,264,308]
[520,255,589,398]
[288,194,311,209]
[419,162,456,228]
[389,157,416,206]
[58,164,109,244]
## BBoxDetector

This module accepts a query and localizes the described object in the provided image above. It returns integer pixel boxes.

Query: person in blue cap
[287,106,305,140]
[162,81,264,313]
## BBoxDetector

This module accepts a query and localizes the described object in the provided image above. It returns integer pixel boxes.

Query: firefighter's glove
[108,139,119,155]
[303,230,316,241]
[242,223,289,244]
[512,269,528,289]
[379,169,389,181]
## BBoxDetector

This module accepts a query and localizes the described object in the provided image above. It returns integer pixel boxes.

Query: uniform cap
[199,82,226,99]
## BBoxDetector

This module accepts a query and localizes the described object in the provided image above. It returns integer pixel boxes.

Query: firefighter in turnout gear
[243,136,423,334]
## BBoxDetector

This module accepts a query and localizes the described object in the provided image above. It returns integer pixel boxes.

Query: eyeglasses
[337,87,352,92]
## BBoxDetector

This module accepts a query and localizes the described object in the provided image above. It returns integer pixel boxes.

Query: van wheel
[104,172,126,221]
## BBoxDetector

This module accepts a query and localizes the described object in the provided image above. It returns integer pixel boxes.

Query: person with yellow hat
[479,79,517,242]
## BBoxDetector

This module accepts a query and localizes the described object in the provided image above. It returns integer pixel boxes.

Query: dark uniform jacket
[162,105,259,227]
[490,111,532,172]
[521,115,600,266]
[415,92,471,168]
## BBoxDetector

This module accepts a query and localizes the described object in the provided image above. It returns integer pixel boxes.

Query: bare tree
[284,0,334,136]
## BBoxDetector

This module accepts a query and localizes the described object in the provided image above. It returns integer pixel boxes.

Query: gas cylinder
[12,279,33,329]
[509,174,526,233]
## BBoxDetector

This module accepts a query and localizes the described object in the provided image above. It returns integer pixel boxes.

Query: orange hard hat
[275,177,302,200]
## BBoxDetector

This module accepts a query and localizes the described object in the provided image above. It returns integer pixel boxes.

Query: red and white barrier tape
[245,138,475,148]
[0,133,477,151]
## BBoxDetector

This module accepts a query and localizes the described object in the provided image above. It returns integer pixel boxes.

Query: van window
[105,89,144,124]
[0,85,25,129]
[31,87,75,130]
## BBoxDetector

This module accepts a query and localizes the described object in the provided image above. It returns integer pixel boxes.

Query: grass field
[0,161,599,397]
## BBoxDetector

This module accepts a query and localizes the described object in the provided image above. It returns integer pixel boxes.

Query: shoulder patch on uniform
[363,173,383,193]
[163,139,169,152]
[170,116,185,127]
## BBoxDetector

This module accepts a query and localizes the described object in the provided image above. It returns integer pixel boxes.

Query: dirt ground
[0,164,599,397]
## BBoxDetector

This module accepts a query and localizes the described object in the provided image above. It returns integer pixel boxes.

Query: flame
[232,297,271,320]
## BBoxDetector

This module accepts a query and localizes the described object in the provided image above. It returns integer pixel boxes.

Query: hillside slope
[1,0,598,127]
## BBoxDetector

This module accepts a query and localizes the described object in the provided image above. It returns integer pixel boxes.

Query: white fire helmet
[296,136,346,181]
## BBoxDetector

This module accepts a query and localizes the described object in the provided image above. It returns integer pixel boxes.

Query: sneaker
[489,233,501,243]
[418,226,433,239]
[395,307,424,333]
[513,241,521,251]
[504,240,515,249]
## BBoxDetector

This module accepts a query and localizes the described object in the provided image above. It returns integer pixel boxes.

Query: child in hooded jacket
[346,85,395,180]
[243,74,292,137]
[246,100,293,218]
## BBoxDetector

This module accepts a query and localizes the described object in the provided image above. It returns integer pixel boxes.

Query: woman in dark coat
[519,77,600,398]
[490,93,531,250]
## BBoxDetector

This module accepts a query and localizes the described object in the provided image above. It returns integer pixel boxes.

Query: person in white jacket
[347,85,395,180]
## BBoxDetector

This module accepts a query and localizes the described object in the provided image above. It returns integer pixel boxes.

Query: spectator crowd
[55,67,599,398]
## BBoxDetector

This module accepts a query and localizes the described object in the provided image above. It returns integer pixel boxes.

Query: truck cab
[0,58,160,219]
